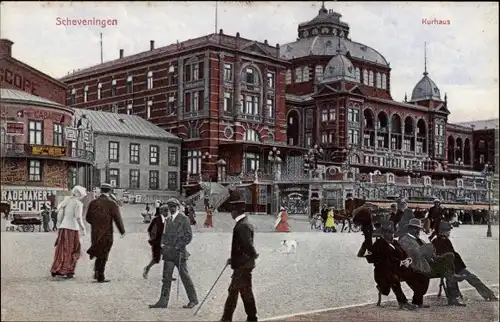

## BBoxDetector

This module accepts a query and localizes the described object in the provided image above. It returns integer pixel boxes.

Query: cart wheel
[29,225,35,232]
[350,222,361,233]
[22,225,29,232]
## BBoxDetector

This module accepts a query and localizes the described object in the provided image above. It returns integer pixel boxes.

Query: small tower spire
[404,92,407,102]
[424,42,428,76]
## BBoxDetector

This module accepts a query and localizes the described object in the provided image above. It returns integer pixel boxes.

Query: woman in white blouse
[50,185,87,279]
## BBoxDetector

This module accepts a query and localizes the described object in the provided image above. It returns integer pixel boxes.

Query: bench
[377,276,448,306]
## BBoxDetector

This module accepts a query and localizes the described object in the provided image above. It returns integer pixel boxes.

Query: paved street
[1,205,498,321]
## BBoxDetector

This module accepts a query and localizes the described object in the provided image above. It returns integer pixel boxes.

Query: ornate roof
[322,53,357,83]
[409,72,442,102]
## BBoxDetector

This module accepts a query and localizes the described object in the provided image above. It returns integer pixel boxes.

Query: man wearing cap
[426,198,444,241]
[366,220,417,310]
[432,221,498,301]
[86,183,126,283]
[395,199,414,238]
[221,199,259,322]
[399,218,465,307]
[149,198,198,309]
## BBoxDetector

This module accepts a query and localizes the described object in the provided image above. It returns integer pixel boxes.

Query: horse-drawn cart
[7,212,42,232]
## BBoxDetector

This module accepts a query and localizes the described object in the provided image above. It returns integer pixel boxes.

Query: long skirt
[204,214,213,228]
[51,228,81,275]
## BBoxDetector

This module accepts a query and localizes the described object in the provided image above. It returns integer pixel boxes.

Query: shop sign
[6,122,24,135]
[1,189,57,212]
[31,146,67,157]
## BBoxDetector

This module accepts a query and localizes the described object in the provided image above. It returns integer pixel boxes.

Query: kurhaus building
[0,39,94,212]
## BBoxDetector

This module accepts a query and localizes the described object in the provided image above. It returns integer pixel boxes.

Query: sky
[1,1,498,124]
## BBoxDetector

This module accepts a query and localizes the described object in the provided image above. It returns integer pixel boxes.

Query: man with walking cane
[220,199,259,322]
[149,198,198,309]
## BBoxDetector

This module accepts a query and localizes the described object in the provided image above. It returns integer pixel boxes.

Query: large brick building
[0,39,94,212]
[60,33,299,189]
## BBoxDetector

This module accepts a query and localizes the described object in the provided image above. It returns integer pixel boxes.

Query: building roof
[409,72,442,102]
[0,88,65,108]
[72,109,181,142]
[322,53,357,83]
[456,119,499,131]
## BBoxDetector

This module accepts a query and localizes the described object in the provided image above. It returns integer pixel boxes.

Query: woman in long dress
[275,207,290,232]
[324,208,337,232]
[204,204,214,228]
[50,185,87,278]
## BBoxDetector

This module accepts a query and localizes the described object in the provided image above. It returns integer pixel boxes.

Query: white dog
[280,240,298,254]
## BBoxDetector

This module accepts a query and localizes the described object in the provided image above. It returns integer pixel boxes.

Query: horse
[1,202,11,220]
[337,198,366,232]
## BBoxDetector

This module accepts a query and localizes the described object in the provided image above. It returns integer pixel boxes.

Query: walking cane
[193,263,229,316]
[176,253,181,301]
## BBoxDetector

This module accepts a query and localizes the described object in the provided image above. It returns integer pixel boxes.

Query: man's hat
[165,198,181,207]
[433,198,441,203]
[379,220,394,234]
[229,199,245,210]
[438,221,452,234]
[100,182,113,189]
[407,218,423,230]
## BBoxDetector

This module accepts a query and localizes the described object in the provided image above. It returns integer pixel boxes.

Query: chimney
[150,40,155,51]
[119,49,124,59]
[219,29,223,35]
[264,39,268,45]
[0,39,14,57]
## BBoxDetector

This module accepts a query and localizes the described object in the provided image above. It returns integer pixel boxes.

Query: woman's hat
[407,218,424,230]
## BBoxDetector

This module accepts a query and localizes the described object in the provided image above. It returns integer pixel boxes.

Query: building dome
[321,53,357,83]
[410,72,442,102]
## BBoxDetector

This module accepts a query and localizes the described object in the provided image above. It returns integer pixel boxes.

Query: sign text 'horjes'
[0,68,39,95]
[1,190,56,212]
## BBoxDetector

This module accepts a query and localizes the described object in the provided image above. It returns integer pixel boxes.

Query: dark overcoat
[431,236,467,273]
[147,215,165,263]
[86,194,125,259]
[230,216,258,270]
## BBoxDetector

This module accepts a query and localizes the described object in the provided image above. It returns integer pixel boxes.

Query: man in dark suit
[426,198,444,240]
[388,203,401,230]
[86,183,126,283]
[432,221,498,301]
[221,200,259,322]
[353,205,373,257]
[366,220,416,310]
[149,198,198,309]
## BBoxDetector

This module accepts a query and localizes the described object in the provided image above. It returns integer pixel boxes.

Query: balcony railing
[0,143,95,164]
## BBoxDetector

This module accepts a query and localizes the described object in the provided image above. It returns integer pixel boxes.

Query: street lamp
[483,163,494,238]
[269,147,282,214]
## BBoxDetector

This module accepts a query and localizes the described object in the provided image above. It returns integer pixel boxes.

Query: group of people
[310,205,337,232]
[41,204,58,232]
[49,183,259,322]
[353,197,498,310]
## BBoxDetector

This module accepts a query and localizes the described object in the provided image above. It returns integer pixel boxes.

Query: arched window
[302,66,310,82]
[368,71,374,86]
[376,72,381,88]
[242,66,260,86]
[244,129,261,142]
[147,71,153,89]
[355,68,361,82]
[381,74,387,90]
[363,69,368,85]
[285,69,292,84]
[97,83,102,99]
[83,85,88,102]
[315,65,324,81]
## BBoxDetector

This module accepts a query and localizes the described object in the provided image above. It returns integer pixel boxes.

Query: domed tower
[321,51,357,84]
[297,2,351,40]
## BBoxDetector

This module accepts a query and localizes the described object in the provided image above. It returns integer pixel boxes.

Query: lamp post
[483,163,493,238]
[269,147,282,214]
[202,152,213,207]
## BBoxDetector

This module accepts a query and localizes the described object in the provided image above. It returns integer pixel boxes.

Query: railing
[0,143,94,163]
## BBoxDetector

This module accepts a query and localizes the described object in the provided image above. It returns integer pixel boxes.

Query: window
[329,109,336,121]
[435,142,444,156]
[167,172,178,191]
[347,108,359,122]
[348,129,360,145]
[28,160,41,181]
[187,150,202,174]
[315,65,324,81]
[129,143,140,164]
[126,75,133,93]
[188,126,200,139]
[244,152,260,171]
[147,100,152,119]
[83,85,88,102]
[147,71,153,89]
[266,72,275,89]
[295,67,303,83]
[363,134,371,147]
[28,120,43,145]
[127,102,133,115]
[355,68,361,82]
[192,64,199,80]
[322,109,328,122]
[363,69,368,85]
[243,94,259,115]
[376,73,382,88]
[224,92,233,112]
[108,168,120,187]
[168,65,178,85]
[267,97,275,118]
[167,92,177,115]
[168,147,178,166]
[111,79,117,96]
[403,139,411,152]
[244,129,261,142]
[193,91,200,111]
[53,123,64,146]
[149,145,159,165]
[224,63,233,82]
[129,169,140,189]
[245,67,255,84]
[368,71,374,86]
[302,66,310,82]
[321,133,327,143]
[285,69,292,84]
[149,170,159,190]
[381,74,387,90]
[70,88,76,105]
[416,141,423,154]
[108,141,119,162]
[306,134,313,147]
[97,83,102,99]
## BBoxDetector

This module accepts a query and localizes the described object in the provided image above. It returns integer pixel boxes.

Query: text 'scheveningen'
[56,17,118,28]
[422,18,451,25]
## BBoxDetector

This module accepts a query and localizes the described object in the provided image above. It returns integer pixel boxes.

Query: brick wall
[0,159,69,188]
